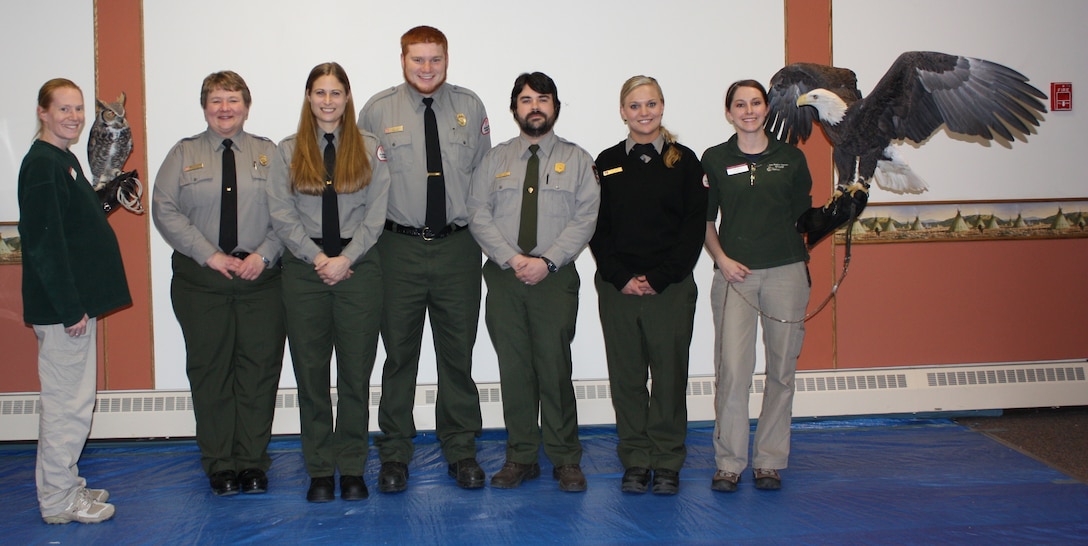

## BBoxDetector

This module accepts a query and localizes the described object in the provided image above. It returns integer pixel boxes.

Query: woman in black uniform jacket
[589,75,707,496]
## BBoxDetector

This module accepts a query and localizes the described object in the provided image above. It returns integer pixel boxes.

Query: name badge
[602,167,623,176]
[384,126,404,134]
[495,171,511,178]
[726,163,749,176]
[184,163,204,172]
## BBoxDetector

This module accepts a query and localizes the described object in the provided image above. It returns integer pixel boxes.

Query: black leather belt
[311,237,353,247]
[384,220,467,240]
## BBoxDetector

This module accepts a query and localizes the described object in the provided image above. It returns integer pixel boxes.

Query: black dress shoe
[306,476,335,503]
[340,475,369,501]
[238,468,268,494]
[448,458,485,489]
[378,462,409,493]
[621,467,651,494]
[209,470,239,497]
[652,468,680,495]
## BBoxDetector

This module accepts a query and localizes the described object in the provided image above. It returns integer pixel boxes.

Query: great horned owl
[88,92,133,189]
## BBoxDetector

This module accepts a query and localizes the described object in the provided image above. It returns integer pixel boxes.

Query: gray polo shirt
[359,82,491,228]
[266,127,390,265]
[468,131,600,269]
[153,128,282,266]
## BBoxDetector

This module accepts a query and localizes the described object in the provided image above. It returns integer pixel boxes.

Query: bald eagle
[768,51,1047,195]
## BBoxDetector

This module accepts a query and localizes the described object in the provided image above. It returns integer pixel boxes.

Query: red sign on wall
[1051,82,1072,111]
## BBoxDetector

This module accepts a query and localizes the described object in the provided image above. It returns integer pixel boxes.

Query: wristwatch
[257,254,270,267]
[540,256,558,273]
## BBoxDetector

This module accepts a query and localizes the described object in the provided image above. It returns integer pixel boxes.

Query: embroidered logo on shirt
[765,163,788,172]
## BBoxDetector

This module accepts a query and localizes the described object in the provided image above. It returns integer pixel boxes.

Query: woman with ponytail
[589,75,707,496]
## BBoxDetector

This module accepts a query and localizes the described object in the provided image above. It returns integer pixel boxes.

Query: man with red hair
[359,25,491,493]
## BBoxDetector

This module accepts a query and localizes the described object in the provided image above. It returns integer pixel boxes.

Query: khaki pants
[710,261,809,473]
[34,319,97,517]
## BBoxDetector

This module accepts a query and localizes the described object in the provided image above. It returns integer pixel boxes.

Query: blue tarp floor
[3,418,1087,544]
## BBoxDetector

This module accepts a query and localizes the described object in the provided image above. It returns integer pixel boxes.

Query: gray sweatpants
[33,319,98,517]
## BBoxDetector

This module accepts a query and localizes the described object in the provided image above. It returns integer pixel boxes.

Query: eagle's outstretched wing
[863,51,1047,145]
[767,63,860,145]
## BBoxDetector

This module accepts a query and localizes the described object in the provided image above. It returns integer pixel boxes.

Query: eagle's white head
[797,89,848,125]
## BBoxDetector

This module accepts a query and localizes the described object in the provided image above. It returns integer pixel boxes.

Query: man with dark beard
[467,72,600,492]
[359,26,491,493]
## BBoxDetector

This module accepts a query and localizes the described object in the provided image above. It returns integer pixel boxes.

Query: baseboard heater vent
[1,398,40,416]
[928,366,1086,387]
[96,395,192,413]
[796,374,909,393]
[3,360,1086,442]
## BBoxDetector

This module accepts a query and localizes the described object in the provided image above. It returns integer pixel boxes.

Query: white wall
[0,2,95,219]
[142,0,785,389]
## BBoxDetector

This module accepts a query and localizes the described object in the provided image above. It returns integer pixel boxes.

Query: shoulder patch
[376,145,387,162]
[481,117,490,136]
[702,173,709,188]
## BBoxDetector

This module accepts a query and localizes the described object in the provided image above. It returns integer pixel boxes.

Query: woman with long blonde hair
[267,62,390,502]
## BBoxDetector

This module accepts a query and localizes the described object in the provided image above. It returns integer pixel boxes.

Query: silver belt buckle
[422,227,436,241]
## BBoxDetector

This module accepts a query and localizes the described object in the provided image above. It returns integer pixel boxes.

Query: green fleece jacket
[19,140,131,327]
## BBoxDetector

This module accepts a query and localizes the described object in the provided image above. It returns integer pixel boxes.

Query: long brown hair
[36,78,82,140]
[620,75,681,168]
[290,62,371,195]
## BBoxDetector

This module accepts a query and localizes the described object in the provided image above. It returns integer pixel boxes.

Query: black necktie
[517,144,540,254]
[632,143,656,163]
[423,97,446,232]
[322,133,342,257]
[219,138,237,253]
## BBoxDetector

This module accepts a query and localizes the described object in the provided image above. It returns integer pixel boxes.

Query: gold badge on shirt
[258,155,268,167]
[554,163,565,173]
[457,113,467,127]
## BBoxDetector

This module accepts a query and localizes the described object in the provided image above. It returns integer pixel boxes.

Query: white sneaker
[42,489,115,524]
[86,488,109,503]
